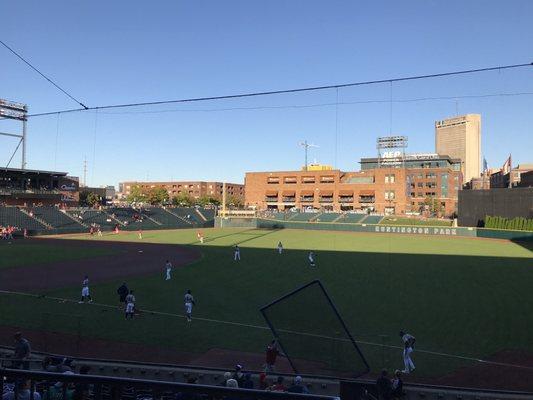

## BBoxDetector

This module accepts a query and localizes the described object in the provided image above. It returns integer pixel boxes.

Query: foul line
[1,289,533,371]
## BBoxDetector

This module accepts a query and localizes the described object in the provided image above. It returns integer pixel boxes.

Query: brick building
[119,181,244,203]
[245,154,462,216]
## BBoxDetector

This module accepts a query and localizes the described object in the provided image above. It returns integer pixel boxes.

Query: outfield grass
[0,242,116,270]
[380,217,453,226]
[1,228,532,380]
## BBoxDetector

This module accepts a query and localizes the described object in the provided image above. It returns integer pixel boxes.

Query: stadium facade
[119,181,245,202]
[0,167,80,206]
[245,153,462,216]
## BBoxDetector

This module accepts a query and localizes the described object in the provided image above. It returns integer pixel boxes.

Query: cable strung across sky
[1,38,531,120]
[0,39,88,110]
[23,61,532,118]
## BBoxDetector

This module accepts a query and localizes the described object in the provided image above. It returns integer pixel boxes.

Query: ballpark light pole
[299,141,319,171]
[0,99,28,169]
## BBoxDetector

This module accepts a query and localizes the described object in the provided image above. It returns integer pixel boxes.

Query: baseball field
[1,227,532,390]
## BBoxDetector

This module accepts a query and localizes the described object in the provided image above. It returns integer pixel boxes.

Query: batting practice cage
[260,280,369,379]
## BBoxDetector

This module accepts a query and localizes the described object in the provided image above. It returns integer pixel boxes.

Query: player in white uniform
[125,290,136,319]
[184,289,196,322]
[165,260,172,281]
[308,251,316,267]
[399,331,416,373]
[277,241,283,254]
[234,245,241,261]
[79,276,92,303]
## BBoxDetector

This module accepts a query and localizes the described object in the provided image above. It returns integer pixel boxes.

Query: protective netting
[261,280,369,379]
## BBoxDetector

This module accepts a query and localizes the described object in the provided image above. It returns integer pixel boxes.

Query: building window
[426,173,436,179]
[426,182,436,188]
[302,176,316,184]
[385,174,395,183]
[320,176,335,183]
[417,182,423,188]
[384,190,395,200]
[284,177,297,184]
[267,177,280,184]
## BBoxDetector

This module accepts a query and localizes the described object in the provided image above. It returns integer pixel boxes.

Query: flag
[502,154,511,174]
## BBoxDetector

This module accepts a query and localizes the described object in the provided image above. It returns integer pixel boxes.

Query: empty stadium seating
[0,207,47,231]
[66,210,117,229]
[30,207,85,232]
[337,213,366,224]
[290,213,318,222]
[314,213,341,222]
[361,215,384,224]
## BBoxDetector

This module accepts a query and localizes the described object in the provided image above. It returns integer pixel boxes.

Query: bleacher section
[315,213,341,222]
[31,207,85,232]
[0,206,216,235]
[290,213,317,222]
[66,210,116,229]
[337,213,366,224]
[0,207,47,231]
[361,215,384,224]
[143,207,191,228]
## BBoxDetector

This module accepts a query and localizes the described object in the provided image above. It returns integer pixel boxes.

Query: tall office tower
[435,114,481,183]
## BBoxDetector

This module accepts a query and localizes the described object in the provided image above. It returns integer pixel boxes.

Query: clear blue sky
[1,1,532,187]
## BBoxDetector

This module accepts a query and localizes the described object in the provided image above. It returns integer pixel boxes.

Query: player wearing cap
[399,330,416,373]
[184,290,196,322]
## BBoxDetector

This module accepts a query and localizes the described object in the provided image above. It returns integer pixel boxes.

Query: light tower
[299,141,319,171]
[0,99,28,169]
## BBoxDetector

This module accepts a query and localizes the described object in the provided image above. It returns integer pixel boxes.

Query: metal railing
[0,368,337,400]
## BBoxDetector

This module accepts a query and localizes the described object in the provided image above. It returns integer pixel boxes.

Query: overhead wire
[0,39,88,109]
[22,62,532,118]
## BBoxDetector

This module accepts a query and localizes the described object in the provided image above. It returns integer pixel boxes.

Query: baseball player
[277,241,283,254]
[138,229,143,239]
[184,289,196,322]
[308,251,316,267]
[234,245,241,261]
[125,290,136,319]
[165,260,172,281]
[79,276,92,303]
[399,331,416,373]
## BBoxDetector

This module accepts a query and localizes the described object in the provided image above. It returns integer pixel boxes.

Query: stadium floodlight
[299,141,319,171]
[0,98,28,169]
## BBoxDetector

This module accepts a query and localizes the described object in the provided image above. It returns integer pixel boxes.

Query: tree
[423,196,442,216]
[147,187,169,205]
[226,195,243,208]
[86,192,101,207]
[172,192,193,207]
[196,195,220,207]
[126,185,147,204]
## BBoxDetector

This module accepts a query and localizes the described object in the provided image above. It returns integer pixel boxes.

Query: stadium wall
[215,217,533,240]
[458,187,533,227]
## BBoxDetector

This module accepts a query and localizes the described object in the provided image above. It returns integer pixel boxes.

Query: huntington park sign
[375,225,459,236]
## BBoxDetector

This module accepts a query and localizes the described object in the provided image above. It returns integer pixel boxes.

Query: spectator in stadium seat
[241,373,254,389]
[13,332,31,369]
[232,365,244,387]
[268,376,286,392]
[2,380,41,400]
[220,372,232,386]
[391,370,404,399]
[258,372,269,390]
[376,369,392,400]
[287,376,309,394]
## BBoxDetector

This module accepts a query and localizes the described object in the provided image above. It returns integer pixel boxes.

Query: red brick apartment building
[119,181,244,202]
[245,154,462,216]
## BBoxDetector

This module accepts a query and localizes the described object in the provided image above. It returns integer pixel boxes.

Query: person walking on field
[79,276,92,303]
[165,260,172,280]
[125,290,136,319]
[184,289,196,322]
[117,282,129,305]
[234,245,241,261]
[308,251,316,267]
[277,241,283,254]
[399,331,416,373]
